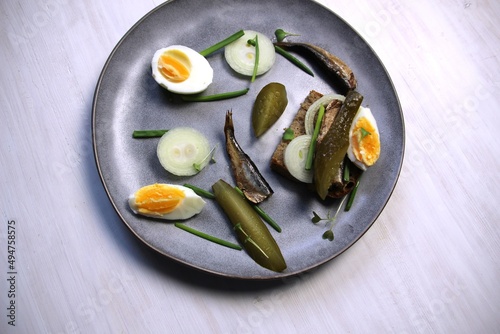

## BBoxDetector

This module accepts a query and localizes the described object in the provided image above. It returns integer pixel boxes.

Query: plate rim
[92,0,405,280]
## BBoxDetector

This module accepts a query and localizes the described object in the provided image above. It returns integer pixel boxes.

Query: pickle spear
[212,179,286,272]
[314,91,363,199]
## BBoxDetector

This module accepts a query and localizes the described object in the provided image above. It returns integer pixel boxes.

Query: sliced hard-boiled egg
[224,30,276,77]
[151,45,213,94]
[128,183,206,220]
[347,107,381,170]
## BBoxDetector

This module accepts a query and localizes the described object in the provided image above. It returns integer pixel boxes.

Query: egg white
[129,184,206,220]
[151,45,213,94]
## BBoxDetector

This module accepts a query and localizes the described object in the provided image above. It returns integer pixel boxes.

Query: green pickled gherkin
[252,82,288,137]
[212,179,286,272]
[314,91,363,199]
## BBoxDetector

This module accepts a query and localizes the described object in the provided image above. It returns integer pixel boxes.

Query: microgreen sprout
[312,195,348,241]
[274,29,300,42]
[360,127,371,141]
[282,128,295,140]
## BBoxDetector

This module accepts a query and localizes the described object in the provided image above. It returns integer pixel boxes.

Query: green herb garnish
[234,187,281,233]
[282,128,295,140]
[274,46,314,77]
[312,195,348,242]
[175,223,242,250]
[247,35,260,82]
[199,30,245,57]
[305,104,325,170]
[132,130,168,138]
[183,184,215,199]
[180,88,249,102]
[343,161,350,182]
[360,127,371,141]
[274,29,300,42]
[345,175,362,211]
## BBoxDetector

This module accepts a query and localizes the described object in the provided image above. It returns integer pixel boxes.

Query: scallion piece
[183,183,215,199]
[174,223,242,250]
[305,104,325,170]
[234,187,281,233]
[132,130,169,138]
[343,162,350,182]
[199,30,245,57]
[274,45,314,77]
[345,180,360,211]
[180,88,249,102]
[249,35,259,82]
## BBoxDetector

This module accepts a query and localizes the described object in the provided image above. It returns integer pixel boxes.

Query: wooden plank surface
[1,0,499,332]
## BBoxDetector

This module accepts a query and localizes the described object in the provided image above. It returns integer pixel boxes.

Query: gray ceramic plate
[93,0,404,279]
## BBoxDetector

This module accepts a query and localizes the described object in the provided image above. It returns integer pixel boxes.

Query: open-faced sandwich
[271,90,381,200]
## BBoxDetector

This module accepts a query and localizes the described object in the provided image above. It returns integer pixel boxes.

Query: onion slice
[304,93,345,135]
[224,30,276,77]
[284,135,313,183]
[157,127,212,176]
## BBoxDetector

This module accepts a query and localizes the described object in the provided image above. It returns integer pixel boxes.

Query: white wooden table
[1,0,499,332]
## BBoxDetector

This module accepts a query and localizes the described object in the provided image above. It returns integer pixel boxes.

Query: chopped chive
[343,162,350,182]
[174,223,242,250]
[274,45,314,77]
[132,130,169,138]
[305,104,325,170]
[180,88,249,102]
[183,183,215,199]
[249,35,259,82]
[345,180,360,211]
[234,187,281,232]
[199,30,245,57]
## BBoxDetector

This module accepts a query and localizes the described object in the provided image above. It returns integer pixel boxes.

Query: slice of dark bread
[270,90,361,198]
[270,90,323,181]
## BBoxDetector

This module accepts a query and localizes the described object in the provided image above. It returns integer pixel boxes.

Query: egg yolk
[158,50,191,83]
[351,117,380,167]
[134,184,185,215]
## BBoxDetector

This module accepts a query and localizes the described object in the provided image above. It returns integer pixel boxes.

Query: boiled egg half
[129,183,206,220]
[347,107,381,170]
[151,45,213,94]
